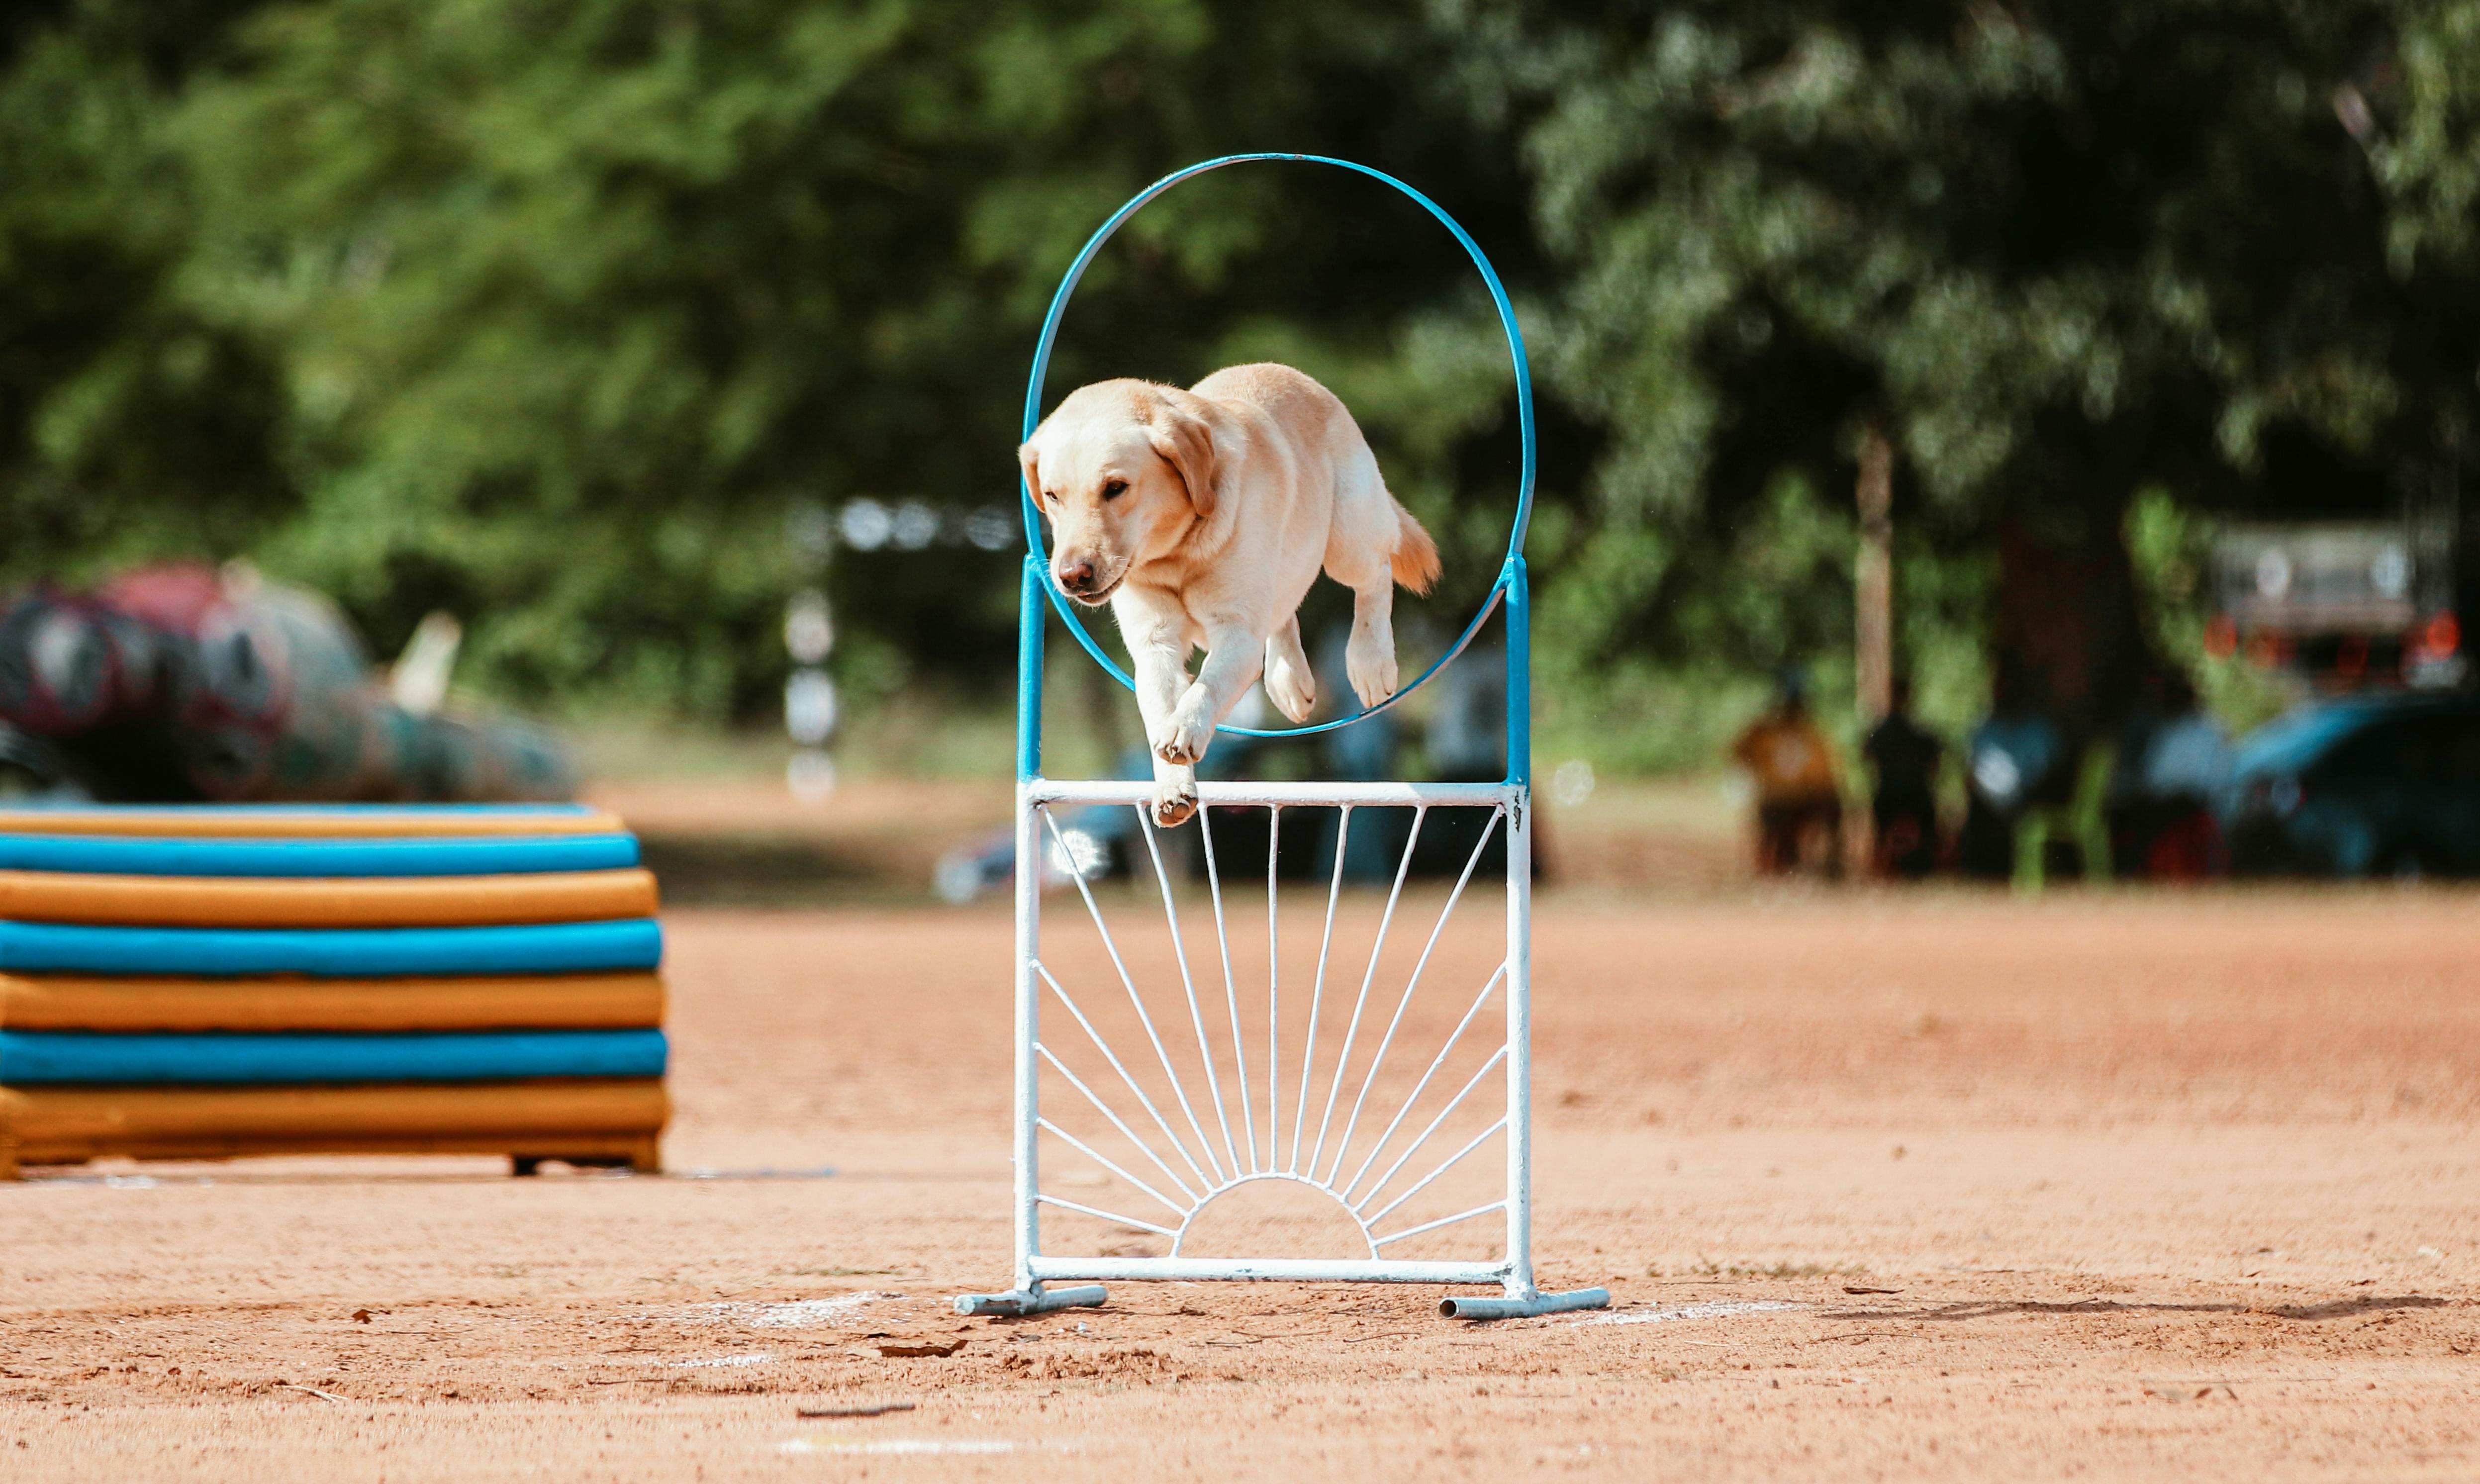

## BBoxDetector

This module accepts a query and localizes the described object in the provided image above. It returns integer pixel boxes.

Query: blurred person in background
[1863,675,1943,879]
[2111,669,2232,878]
[1732,667,1843,877]
[1959,662,2064,877]
[1424,637,1505,785]
[1316,620,1408,883]
[1420,636,1528,880]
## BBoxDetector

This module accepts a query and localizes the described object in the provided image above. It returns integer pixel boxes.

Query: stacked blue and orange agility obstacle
[0,804,667,1177]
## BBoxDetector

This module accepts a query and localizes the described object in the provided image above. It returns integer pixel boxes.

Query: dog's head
[1020,381,1218,606]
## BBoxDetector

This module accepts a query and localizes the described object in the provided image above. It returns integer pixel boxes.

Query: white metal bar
[1372,1199,1508,1250]
[1043,809,1228,1185]
[998,783,1539,1299]
[1323,806,1504,1185]
[1364,1114,1508,1227]
[1264,804,1281,1170]
[1438,1287,1609,1320]
[1034,1113,1189,1218]
[1356,1046,1509,1219]
[1032,1040,1200,1206]
[1134,806,1244,1180]
[1288,804,1352,1173]
[1030,1255,1509,1285]
[1504,789,1535,1296]
[1194,805,1257,1174]
[1307,805,1427,1177]
[958,1285,1108,1318]
[1031,780,1515,808]
[1341,962,1508,1201]
[1035,1193,1179,1239]
[1011,785,1042,1291]
[1034,964,1211,1195]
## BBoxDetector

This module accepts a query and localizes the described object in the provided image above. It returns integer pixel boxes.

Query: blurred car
[0,721,82,799]
[0,565,573,804]
[2218,692,2480,877]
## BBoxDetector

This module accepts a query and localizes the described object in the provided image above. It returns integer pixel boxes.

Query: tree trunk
[1989,499,2152,741]
[1853,427,1894,721]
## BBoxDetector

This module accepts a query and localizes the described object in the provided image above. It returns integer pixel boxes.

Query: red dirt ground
[4,888,2477,1481]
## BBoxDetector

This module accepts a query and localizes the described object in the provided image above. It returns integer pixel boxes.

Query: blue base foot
[1437,1286,1610,1320]
[953,1284,1108,1317]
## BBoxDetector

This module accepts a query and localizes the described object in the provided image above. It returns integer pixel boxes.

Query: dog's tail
[1390,502,1441,594]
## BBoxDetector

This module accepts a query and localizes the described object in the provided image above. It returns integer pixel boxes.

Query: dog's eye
[1042,489,1060,506]
[1100,479,1128,501]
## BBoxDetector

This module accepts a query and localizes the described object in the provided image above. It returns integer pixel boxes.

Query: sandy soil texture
[3,889,2477,1481]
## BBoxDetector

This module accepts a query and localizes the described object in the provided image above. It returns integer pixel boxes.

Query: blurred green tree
[0,0,294,582]
[10,0,2479,752]
[1450,0,2480,740]
[170,0,1539,715]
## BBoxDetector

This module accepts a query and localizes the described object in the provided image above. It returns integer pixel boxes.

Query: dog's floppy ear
[1017,442,1043,513]
[1147,404,1218,520]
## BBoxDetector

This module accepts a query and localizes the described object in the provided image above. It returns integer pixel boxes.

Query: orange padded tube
[0,972,665,1032]
[0,868,658,928]
[0,1080,668,1173]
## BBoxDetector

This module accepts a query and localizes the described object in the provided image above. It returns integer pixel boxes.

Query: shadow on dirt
[1823,1294,2452,1323]
[2258,1293,2452,1321]
[637,834,877,905]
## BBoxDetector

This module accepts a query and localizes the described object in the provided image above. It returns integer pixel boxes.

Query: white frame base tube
[954,1284,1109,1317]
[1437,1286,1612,1320]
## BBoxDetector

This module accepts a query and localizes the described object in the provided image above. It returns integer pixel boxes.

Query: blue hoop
[1019,153,1535,740]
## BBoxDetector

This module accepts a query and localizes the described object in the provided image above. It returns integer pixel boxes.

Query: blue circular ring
[1019,153,1535,739]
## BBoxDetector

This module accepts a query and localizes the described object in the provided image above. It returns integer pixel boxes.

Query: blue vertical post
[1502,556,1530,788]
[1011,553,1047,1298]
[1018,556,1047,782]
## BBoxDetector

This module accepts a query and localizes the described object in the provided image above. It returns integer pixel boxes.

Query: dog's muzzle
[1053,559,1119,605]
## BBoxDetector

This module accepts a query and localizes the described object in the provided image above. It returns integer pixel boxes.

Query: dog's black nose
[1056,558,1096,594]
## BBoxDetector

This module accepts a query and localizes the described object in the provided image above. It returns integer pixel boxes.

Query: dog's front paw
[1346,635,1399,710]
[1151,776,1199,828]
[1264,658,1317,725]
[1152,696,1215,765]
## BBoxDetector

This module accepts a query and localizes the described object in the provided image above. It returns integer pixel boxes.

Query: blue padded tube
[0,833,640,878]
[0,1028,668,1085]
[0,919,663,977]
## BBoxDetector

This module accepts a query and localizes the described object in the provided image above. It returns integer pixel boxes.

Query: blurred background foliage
[3,0,2477,766]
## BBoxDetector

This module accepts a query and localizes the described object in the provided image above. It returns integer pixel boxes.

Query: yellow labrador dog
[1021,363,1439,826]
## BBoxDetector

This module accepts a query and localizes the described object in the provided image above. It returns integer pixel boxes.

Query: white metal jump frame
[955,153,1604,1322]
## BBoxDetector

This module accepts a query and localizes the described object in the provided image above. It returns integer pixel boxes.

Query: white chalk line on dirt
[656,1293,907,1328]
[1571,1299,1809,1326]
[669,1353,778,1368]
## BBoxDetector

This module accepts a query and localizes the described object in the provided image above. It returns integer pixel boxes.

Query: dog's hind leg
[1343,579,1399,709]
[1324,442,1407,710]
[1263,616,1317,724]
